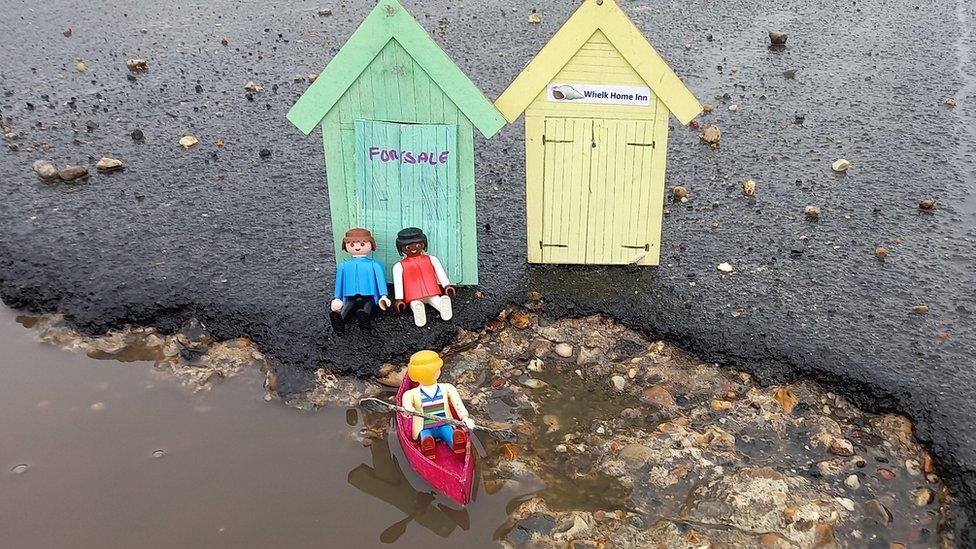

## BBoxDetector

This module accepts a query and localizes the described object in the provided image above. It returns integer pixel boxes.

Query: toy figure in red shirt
[392,227,456,327]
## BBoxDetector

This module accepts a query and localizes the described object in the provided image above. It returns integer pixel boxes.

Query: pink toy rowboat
[395,374,475,506]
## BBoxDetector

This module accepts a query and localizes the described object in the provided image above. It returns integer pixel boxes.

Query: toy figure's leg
[331,299,360,333]
[409,300,427,327]
[436,423,455,444]
[357,298,376,330]
[422,295,453,321]
[329,310,345,333]
[451,428,468,456]
[419,433,436,459]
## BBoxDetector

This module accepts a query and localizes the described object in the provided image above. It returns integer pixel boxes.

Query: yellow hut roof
[495,0,701,125]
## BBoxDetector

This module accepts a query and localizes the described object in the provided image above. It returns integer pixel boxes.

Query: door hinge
[622,244,650,251]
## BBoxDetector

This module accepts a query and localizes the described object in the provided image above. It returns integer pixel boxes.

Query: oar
[359,397,517,443]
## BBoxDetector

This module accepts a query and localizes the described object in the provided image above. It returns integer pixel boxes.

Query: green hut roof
[286,0,505,139]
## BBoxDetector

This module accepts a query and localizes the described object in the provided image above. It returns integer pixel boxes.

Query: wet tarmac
[1,0,975,542]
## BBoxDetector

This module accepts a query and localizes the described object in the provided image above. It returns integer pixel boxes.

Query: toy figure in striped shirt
[401,350,475,460]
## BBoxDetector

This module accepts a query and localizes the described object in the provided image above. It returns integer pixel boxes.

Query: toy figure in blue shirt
[330,228,391,333]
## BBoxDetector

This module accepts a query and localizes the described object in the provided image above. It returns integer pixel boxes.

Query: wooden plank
[455,118,479,284]
[525,116,545,263]
[586,119,608,263]
[322,120,350,260]
[616,119,638,263]
[564,118,586,262]
[640,100,670,265]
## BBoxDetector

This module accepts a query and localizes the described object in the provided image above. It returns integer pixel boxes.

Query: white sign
[546,83,651,106]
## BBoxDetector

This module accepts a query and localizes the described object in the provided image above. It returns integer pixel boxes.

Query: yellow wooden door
[540,117,657,264]
[586,119,657,264]
[539,118,592,263]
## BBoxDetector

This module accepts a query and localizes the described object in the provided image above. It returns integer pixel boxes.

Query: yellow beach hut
[495,0,701,266]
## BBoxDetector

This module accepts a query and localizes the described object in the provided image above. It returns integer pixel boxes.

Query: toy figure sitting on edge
[402,350,475,460]
[392,227,455,327]
[330,228,391,333]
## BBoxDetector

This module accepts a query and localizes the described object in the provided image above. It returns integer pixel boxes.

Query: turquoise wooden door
[354,119,461,281]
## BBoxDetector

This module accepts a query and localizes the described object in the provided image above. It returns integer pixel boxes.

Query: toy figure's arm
[444,384,475,429]
[331,265,344,312]
[373,262,391,310]
[333,264,344,299]
[392,262,406,313]
[429,256,456,297]
[402,390,424,440]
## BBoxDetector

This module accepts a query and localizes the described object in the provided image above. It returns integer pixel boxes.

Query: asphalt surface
[1,0,975,541]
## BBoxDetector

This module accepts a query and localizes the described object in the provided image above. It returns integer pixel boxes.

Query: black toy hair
[395,227,428,255]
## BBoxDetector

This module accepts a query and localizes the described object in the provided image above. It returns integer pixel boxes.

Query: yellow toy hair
[407,350,443,385]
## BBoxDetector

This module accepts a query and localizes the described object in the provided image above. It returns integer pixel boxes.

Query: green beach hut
[286,0,505,285]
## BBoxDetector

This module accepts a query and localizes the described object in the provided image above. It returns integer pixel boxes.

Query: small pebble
[610,375,626,391]
[554,343,573,358]
[912,486,934,506]
[522,378,548,389]
[671,186,688,200]
[844,474,860,490]
[874,246,888,259]
[95,157,123,171]
[836,497,855,512]
[804,205,821,220]
[259,148,271,158]
[865,499,892,524]
[11,464,29,474]
[768,31,788,46]
[832,159,851,172]
[716,262,733,273]
[919,197,937,211]
[741,179,756,196]
[58,165,89,182]
[32,160,58,179]
[828,437,854,456]
[131,129,144,141]
[700,123,721,147]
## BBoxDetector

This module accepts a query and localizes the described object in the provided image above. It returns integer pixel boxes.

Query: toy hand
[463,417,475,430]
[443,285,457,297]
[394,300,406,313]
[378,296,392,311]
[330,299,343,312]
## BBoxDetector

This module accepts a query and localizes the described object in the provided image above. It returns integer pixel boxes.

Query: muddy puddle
[0,309,518,548]
[0,306,958,548]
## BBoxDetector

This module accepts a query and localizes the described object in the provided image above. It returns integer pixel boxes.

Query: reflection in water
[347,426,471,543]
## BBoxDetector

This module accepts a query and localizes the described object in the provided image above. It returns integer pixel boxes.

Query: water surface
[0,309,518,548]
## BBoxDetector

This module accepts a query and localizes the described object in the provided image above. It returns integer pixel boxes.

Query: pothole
[14,308,958,548]
[381,306,957,548]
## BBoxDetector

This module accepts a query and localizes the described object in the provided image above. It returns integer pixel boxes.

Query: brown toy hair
[341,228,376,252]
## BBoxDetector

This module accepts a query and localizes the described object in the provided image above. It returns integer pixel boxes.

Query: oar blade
[358,397,393,414]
